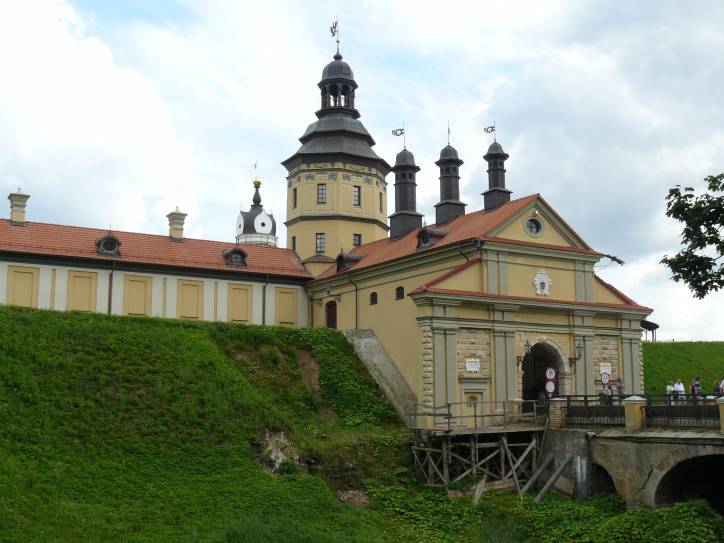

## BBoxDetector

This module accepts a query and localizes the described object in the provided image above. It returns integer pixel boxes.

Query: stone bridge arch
[591,436,724,512]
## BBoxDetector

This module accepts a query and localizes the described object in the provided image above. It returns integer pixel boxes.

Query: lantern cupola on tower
[318,52,358,117]
[482,141,512,211]
[389,147,423,239]
[236,177,277,247]
[434,144,466,224]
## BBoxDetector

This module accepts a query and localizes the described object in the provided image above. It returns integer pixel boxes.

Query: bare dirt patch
[296,349,321,400]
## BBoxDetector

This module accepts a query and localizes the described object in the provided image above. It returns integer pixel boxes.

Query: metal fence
[563,395,625,426]
[561,394,721,429]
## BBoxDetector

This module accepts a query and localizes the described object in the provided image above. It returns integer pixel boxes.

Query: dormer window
[95,234,121,256]
[222,248,247,267]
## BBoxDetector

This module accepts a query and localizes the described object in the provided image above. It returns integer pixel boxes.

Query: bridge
[409,395,724,514]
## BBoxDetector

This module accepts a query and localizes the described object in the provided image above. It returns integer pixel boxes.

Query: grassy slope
[644,341,724,394]
[0,306,405,542]
[2,306,722,543]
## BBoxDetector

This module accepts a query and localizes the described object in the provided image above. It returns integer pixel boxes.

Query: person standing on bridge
[693,377,703,402]
[674,379,685,402]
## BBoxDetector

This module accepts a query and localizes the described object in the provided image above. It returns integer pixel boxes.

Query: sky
[0,0,722,340]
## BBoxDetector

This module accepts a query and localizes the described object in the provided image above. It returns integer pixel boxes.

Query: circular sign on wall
[601,372,611,385]
[545,381,556,394]
[545,367,556,380]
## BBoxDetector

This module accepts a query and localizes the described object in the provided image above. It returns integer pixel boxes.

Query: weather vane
[392,122,406,148]
[330,16,340,53]
[483,121,496,142]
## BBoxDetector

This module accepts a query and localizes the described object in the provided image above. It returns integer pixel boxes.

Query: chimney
[8,189,30,226]
[434,144,466,224]
[482,141,511,211]
[166,207,187,242]
[389,148,423,239]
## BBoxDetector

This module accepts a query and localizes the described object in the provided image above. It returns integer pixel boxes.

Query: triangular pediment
[487,196,590,250]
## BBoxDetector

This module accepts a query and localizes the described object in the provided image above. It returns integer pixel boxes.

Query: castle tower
[389,148,423,238]
[482,141,511,211]
[433,144,466,224]
[282,50,391,276]
[236,177,277,246]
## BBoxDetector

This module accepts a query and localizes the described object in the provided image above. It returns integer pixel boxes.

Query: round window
[101,238,118,252]
[525,218,542,236]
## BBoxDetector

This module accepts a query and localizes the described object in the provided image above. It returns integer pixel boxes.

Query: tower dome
[321,52,355,84]
[236,177,277,247]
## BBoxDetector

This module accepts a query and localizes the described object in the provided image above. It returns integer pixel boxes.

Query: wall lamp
[569,340,583,366]
[516,340,532,371]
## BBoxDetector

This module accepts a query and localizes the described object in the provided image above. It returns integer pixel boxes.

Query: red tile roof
[0,219,310,279]
[315,194,600,280]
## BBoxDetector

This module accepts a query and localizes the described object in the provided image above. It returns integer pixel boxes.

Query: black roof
[320,52,357,87]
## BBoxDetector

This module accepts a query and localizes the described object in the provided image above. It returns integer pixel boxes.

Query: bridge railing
[559,394,722,429]
[563,395,625,426]
[409,400,547,431]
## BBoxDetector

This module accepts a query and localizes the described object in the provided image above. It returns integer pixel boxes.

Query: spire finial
[330,16,340,55]
[447,120,451,145]
[483,121,496,142]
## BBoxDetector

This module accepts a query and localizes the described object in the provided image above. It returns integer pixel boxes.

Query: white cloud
[0,0,198,234]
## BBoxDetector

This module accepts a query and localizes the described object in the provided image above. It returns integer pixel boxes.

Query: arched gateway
[521,338,570,404]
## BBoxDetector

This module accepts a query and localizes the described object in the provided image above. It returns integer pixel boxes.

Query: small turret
[236,177,277,246]
[389,148,423,239]
[482,141,511,211]
[434,144,466,224]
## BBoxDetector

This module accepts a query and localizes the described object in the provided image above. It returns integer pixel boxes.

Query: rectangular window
[317,183,327,204]
[228,284,252,323]
[352,233,362,247]
[7,265,39,308]
[292,187,297,208]
[123,275,152,316]
[177,279,204,320]
[315,233,326,253]
[379,192,383,213]
[352,185,361,206]
[276,287,298,327]
[291,236,296,251]
[67,271,98,312]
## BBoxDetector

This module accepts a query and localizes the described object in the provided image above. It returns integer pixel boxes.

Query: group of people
[665,377,724,401]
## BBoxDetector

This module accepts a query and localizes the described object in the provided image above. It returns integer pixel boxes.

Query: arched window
[395,286,404,300]
[369,292,378,305]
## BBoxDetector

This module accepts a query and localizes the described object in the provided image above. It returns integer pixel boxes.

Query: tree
[661,173,724,299]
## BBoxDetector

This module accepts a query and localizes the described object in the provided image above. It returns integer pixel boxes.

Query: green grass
[644,341,724,394]
[1,306,722,542]
[0,306,405,542]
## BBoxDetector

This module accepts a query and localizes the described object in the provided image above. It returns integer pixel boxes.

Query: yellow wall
[6,265,39,308]
[177,279,204,320]
[311,254,469,402]
[506,254,576,300]
[288,219,385,269]
[285,160,389,268]
[434,261,483,292]
[123,275,152,316]
[495,208,577,248]
[276,287,298,326]
[593,277,629,304]
[67,271,97,312]
[228,283,252,323]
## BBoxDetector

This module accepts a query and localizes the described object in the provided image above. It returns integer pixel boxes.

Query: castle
[0,46,652,424]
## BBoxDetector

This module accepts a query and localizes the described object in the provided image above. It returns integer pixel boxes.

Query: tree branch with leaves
[661,173,724,298]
